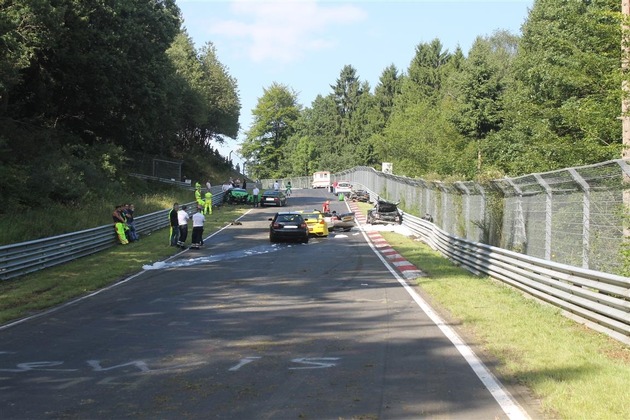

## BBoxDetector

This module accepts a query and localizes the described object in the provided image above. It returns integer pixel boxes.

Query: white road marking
[229,357,261,371]
[350,202,531,420]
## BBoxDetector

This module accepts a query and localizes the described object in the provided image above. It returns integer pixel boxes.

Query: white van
[312,171,331,189]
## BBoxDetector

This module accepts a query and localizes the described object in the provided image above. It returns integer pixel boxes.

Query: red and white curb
[347,201,426,280]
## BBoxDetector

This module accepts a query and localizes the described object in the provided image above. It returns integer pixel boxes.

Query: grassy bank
[0,205,247,324]
[0,178,197,245]
[379,231,629,419]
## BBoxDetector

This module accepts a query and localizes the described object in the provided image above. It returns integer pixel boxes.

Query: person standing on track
[285,181,292,197]
[169,202,179,246]
[177,205,190,249]
[191,206,205,249]
[322,200,330,213]
[252,185,260,207]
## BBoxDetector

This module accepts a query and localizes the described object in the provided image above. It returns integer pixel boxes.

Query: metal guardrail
[345,184,629,343]
[0,188,224,281]
[387,197,630,345]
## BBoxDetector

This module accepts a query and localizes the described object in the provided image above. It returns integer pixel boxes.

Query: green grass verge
[376,225,629,420]
[0,179,197,245]
[353,201,630,418]
[0,205,248,324]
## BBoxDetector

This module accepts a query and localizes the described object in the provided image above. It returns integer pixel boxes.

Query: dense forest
[1,0,240,211]
[1,0,627,213]
[241,0,626,180]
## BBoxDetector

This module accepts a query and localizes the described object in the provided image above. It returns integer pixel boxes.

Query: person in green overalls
[113,204,129,245]
[203,192,213,215]
[285,181,292,197]
[194,182,204,208]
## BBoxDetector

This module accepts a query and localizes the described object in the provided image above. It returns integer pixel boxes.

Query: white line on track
[347,201,531,420]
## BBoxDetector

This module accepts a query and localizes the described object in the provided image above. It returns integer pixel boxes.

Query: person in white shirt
[252,186,260,207]
[273,180,279,191]
[191,207,205,249]
[177,205,190,248]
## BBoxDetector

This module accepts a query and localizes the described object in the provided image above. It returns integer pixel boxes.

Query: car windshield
[277,214,302,223]
[377,202,398,212]
[302,213,320,221]
[263,190,278,196]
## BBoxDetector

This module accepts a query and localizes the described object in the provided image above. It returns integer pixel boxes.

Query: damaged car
[367,200,403,225]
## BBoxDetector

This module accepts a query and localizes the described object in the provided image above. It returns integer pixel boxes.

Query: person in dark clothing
[169,202,179,246]
[124,203,139,241]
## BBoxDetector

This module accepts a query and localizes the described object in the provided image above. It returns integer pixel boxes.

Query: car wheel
[269,233,277,243]
[302,235,309,244]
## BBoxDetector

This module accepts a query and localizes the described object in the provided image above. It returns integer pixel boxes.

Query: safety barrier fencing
[292,160,630,275]
[0,178,228,281]
[332,178,629,343]
[355,183,630,344]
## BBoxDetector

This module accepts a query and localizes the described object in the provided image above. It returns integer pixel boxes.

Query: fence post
[534,174,553,261]
[455,182,471,239]
[504,178,526,252]
[568,169,591,269]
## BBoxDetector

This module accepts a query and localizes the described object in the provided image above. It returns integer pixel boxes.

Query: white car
[334,181,352,196]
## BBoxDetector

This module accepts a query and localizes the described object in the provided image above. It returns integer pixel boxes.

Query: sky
[176,0,534,171]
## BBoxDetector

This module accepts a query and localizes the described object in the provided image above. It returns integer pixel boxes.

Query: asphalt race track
[0,189,534,419]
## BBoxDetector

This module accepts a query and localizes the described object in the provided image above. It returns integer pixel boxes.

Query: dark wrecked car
[350,190,370,202]
[367,200,403,225]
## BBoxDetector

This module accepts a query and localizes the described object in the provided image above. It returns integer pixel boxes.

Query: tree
[197,42,240,143]
[373,64,402,125]
[406,38,451,101]
[490,0,621,174]
[449,31,519,171]
[240,83,301,179]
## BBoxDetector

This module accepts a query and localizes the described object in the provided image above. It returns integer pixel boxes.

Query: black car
[269,212,309,243]
[350,189,370,202]
[260,190,287,207]
[367,200,403,225]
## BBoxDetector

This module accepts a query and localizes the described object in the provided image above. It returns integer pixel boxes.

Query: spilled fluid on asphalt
[142,243,294,270]
[142,231,357,271]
